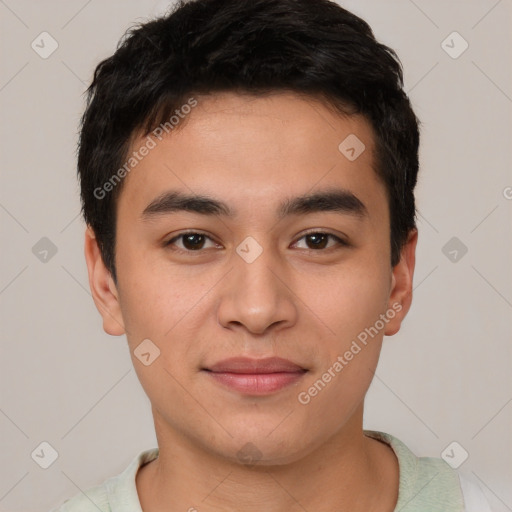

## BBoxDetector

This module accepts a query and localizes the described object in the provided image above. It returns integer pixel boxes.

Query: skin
[85,91,417,512]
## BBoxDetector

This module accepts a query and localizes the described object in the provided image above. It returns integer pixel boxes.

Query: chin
[207,422,318,467]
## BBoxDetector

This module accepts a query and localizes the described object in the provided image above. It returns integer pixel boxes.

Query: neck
[136,404,398,512]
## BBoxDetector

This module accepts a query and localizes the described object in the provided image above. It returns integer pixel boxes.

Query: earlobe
[84,225,126,336]
[384,229,418,336]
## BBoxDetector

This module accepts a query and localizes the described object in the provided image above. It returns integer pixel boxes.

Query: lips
[203,357,307,395]
[205,356,306,374]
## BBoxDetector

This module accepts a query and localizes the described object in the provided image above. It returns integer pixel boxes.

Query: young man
[51,0,492,510]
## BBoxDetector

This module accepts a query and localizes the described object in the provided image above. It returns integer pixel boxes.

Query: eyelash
[164,230,349,254]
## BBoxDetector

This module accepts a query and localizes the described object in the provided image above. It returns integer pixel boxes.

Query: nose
[216,242,298,336]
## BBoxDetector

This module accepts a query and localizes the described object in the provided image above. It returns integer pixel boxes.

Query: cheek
[310,260,391,340]
[117,258,216,377]
[117,271,199,403]
[294,268,390,431]
[115,240,188,336]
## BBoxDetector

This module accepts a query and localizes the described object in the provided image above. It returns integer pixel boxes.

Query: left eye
[293,232,347,251]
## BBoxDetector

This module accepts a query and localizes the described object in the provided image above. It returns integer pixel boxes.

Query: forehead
[116,91,386,224]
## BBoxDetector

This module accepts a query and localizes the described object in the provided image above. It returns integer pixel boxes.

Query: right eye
[164,231,220,252]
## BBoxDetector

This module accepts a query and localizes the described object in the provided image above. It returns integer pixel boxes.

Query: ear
[384,229,418,336]
[84,225,126,336]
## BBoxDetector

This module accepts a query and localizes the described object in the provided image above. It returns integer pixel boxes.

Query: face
[85,92,416,466]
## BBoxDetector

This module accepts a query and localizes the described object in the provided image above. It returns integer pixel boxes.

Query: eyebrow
[140,188,368,222]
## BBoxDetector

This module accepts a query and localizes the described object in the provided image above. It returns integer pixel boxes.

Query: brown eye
[165,232,217,252]
[293,232,348,251]
[305,233,329,249]
[181,233,206,250]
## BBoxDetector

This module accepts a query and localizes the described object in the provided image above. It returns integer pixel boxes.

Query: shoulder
[458,472,494,512]
[364,430,494,512]
[48,447,159,512]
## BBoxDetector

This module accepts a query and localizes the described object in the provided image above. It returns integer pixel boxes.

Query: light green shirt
[49,430,491,511]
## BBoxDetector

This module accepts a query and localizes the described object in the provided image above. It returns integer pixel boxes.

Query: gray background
[0,0,511,510]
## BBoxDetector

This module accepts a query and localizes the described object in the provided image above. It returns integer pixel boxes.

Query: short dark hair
[78,0,420,284]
